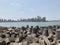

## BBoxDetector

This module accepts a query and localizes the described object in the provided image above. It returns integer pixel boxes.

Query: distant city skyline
[0,16,46,22]
[0,0,60,20]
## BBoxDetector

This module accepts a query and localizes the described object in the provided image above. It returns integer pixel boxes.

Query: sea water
[0,21,60,27]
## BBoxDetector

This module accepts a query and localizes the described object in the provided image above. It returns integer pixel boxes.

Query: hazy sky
[0,0,60,20]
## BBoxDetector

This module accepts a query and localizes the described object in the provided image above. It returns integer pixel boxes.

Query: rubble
[0,25,60,45]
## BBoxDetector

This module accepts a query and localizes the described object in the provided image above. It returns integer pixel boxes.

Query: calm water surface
[0,22,60,27]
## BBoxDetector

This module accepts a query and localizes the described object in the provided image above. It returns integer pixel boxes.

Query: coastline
[0,20,60,22]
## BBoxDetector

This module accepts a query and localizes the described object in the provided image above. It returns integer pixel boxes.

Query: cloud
[30,8,35,12]
[10,2,20,7]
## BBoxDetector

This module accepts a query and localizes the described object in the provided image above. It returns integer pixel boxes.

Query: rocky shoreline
[0,25,60,45]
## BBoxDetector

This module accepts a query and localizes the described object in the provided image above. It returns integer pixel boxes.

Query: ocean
[0,21,60,27]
